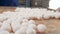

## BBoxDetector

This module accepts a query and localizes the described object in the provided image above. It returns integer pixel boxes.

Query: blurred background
[18,0,60,10]
[18,0,49,8]
[0,0,60,10]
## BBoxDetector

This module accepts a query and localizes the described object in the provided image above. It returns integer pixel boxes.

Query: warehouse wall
[18,0,30,7]
[31,0,50,8]
[18,0,50,8]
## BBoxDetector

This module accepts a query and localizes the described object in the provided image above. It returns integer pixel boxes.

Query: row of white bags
[0,8,47,34]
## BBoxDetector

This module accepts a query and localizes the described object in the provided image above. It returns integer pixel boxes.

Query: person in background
[0,0,18,6]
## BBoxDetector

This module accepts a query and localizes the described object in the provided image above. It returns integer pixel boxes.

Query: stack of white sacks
[0,7,60,34]
[15,7,60,19]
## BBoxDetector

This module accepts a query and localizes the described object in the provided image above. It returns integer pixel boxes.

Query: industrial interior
[0,0,60,34]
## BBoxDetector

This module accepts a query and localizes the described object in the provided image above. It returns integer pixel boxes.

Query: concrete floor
[34,19,60,34]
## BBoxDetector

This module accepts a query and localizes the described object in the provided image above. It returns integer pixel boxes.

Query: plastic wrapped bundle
[15,27,27,34]
[0,30,10,34]
[37,24,47,32]
[26,28,36,34]
[11,21,21,32]
[54,11,60,18]
[0,21,11,32]
[0,14,8,22]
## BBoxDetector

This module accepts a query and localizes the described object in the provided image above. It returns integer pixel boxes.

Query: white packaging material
[26,28,36,34]
[37,24,47,32]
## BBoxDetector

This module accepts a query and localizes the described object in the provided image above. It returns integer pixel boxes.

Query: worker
[0,0,18,6]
